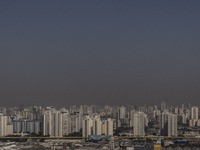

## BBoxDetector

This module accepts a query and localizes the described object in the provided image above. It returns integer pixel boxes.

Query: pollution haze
[0,0,200,107]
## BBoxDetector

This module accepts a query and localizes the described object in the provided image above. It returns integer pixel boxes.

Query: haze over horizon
[0,1,200,107]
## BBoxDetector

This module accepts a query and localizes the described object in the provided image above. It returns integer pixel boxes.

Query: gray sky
[0,0,200,107]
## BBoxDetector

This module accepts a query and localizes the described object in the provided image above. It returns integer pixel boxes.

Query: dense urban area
[0,102,200,149]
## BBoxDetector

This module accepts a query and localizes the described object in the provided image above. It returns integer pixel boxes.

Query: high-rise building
[92,115,101,135]
[191,107,198,121]
[6,124,13,135]
[133,112,145,136]
[153,109,161,121]
[161,112,177,136]
[105,118,113,136]
[102,118,113,136]
[60,108,70,136]
[0,113,8,136]
[181,114,187,124]
[43,107,63,137]
[174,107,179,115]
[129,109,135,127]
[82,116,93,137]
[69,112,82,133]
[119,106,126,119]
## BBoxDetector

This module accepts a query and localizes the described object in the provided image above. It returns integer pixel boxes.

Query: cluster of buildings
[43,106,113,137]
[0,102,200,138]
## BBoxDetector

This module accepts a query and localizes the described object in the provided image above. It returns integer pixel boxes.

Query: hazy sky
[0,1,200,107]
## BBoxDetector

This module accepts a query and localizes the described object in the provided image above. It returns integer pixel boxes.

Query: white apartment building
[133,112,145,136]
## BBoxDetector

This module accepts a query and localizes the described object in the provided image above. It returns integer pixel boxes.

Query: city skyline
[0,102,199,138]
[1,1,200,149]
[0,101,200,149]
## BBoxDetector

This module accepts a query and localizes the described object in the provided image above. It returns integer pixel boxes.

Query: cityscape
[0,102,200,149]
[1,0,200,150]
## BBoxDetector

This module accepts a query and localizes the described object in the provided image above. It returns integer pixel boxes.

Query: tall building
[105,118,113,136]
[129,109,135,127]
[181,114,187,124]
[133,112,145,136]
[43,107,63,137]
[60,108,70,136]
[119,106,126,119]
[69,112,82,133]
[6,124,13,135]
[161,112,177,137]
[191,107,198,121]
[92,115,101,135]
[153,109,161,121]
[28,121,40,134]
[174,107,179,115]
[0,113,8,136]
[82,116,93,137]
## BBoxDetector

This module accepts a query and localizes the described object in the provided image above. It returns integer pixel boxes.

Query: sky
[0,0,200,107]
